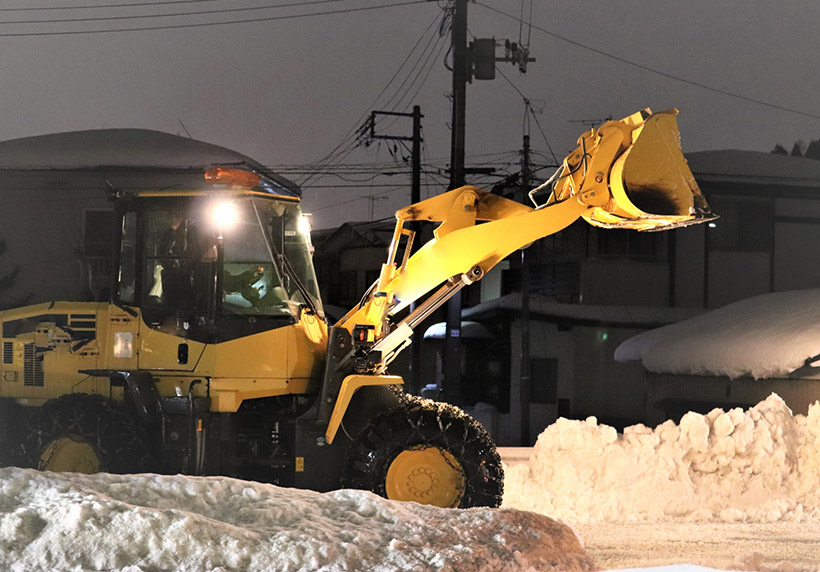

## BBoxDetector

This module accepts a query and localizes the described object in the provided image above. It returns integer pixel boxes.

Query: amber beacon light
[204,167,261,189]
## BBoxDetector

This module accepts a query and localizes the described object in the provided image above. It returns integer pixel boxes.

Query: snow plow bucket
[583,109,716,231]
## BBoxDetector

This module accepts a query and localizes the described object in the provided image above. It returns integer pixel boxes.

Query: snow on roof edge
[615,289,820,379]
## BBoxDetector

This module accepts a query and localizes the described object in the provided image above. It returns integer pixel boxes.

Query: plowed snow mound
[0,467,593,572]
[504,394,820,523]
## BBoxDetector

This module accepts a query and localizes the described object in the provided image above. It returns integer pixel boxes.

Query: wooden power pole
[442,0,469,403]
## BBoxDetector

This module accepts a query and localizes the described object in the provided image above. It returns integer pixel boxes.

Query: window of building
[707,196,772,252]
[595,228,665,260]
[530,358,558,404]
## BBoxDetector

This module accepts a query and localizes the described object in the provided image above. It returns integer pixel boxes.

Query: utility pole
[366,106,424,392]
[367,106,423,205]
[519,134,532,445]
[440,0,536,404]
[442,0,469,403]
[412,106,422,206]
[449,0,468,191]
[410,106,423,394]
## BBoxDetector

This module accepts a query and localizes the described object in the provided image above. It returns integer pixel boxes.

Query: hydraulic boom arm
[337,108,715,371]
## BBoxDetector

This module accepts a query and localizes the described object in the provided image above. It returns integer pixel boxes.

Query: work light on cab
[207,201,240,231]
[298,213,312,237]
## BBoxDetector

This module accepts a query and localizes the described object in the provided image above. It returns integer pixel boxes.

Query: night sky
[2,0,818,227]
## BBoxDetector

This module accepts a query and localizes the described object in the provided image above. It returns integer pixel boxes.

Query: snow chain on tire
[342,394,504,508]
[20,393,155,474]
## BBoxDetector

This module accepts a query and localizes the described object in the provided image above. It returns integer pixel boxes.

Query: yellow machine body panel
[0,302,108,404]
[287,310,328,384]
[136,326,208,372]
[0,299,327,413]
[200,310,327,412]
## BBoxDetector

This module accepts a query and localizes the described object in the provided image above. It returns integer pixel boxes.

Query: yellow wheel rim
[385,446,465,508]
[39,437,101,474]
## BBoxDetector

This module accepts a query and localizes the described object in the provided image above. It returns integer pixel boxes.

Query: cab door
[114,204,212,373]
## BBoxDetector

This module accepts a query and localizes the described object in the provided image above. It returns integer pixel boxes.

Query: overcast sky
[2,0,819,227]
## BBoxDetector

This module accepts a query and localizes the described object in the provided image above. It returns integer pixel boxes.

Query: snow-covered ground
[4,394,820,571]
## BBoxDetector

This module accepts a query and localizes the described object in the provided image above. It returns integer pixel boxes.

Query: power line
[475,1,820,121]
[489,58,560,165]
[376,30,447,123]
[0,0,426,37]
[0,0,356,25]
[528,108,558,165]
[308,184,409,212]
[373,21,445,114]
[295,11,442,185]
[0,0,221,11]
[346,35,443,149]
[297,5,446,188]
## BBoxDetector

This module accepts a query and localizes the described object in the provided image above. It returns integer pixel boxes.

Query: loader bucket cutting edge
[585,111,716,231]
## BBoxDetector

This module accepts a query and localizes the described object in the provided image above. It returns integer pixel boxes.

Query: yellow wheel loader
[0,108,714,508]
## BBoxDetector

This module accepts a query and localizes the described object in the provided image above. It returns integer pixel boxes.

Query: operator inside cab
[119,196,321,344]
[146,207,218,337]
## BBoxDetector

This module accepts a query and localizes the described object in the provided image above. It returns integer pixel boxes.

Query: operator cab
[113,169,323,344]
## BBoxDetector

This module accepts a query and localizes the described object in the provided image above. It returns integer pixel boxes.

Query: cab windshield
[221,198,323,317]
[126,195,323,340]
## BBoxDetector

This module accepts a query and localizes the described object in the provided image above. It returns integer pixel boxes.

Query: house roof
[314,219,394,256]
[686,149,820,190]
[0,128,300,195]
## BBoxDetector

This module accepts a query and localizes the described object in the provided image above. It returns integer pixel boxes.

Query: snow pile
[615,289,820,379]
[0,468,593,572]
[503,394,820,523]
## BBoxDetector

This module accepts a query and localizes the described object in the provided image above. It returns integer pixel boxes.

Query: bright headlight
[208,201,240,228]
[298,214,312,238]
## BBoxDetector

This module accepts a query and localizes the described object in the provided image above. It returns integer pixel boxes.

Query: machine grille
[2,342,12,365]
[23,344,44,387]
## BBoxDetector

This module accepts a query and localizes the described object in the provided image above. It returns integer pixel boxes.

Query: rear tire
[21,394,153,474]
[342,396,504,508]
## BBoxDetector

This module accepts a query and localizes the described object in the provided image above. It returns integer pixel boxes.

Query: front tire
[342,396,504,508]
[21,394,153,474]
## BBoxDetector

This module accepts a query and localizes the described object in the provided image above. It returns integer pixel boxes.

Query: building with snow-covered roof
[677,149,820,308]
[611,149,820,423]
[615,288,820,423]
[0,129,297,306]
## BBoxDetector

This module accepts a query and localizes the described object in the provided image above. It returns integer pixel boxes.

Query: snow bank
[0,467,593,572]
[503,394,820,524]
[615,289,820,379]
